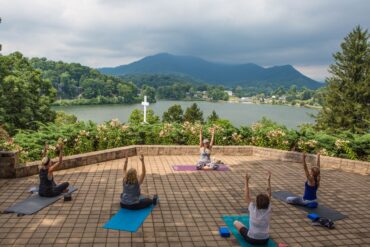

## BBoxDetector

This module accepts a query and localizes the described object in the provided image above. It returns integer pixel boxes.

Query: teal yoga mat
[222,215,277,247]
[103,204,155,232]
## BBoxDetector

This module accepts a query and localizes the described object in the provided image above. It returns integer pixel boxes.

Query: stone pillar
[0,151,18,178]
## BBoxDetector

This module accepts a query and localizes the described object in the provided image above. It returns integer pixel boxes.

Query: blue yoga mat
[222,215,277,247]
[103,204,155,232]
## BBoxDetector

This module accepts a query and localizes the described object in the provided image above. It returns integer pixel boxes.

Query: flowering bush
[250,118,294,150]
[2,117,368,163]
[0,138,29,163]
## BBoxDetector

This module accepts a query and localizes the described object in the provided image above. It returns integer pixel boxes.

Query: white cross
[141,95,150,123]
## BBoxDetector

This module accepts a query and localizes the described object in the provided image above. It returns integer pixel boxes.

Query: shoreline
[53,98,322,110]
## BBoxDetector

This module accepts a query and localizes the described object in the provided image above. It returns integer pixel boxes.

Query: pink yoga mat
[172,165,230,171]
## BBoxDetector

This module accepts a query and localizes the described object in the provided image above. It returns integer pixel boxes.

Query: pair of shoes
[153,195,158,206]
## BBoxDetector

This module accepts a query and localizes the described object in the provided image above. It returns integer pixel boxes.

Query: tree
[208,87,229,101]
[207,110,220,123]
[316,26,370,133]
[128,109,160,124]
[184,103,204,123]
[141,85,156,103]
[54,111,77,125]
[298,87,313,100]
[162,104,184,123]
[117,82,138,103]
[0,52,56,135]
[272,87,286,97]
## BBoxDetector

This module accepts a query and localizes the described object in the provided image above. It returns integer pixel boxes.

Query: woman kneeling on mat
[196,127,222,170]
[39,142,69,197]
[234,171,272,245]
[121,154,158,210]
[286,152,320,208]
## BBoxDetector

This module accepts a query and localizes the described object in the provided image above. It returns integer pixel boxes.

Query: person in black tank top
[286,152,321,206]
[39,142,69,197]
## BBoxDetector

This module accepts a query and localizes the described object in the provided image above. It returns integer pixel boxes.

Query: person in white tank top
[234,171,272,245]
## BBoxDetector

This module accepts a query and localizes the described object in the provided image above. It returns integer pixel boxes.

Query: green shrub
[3,116,368,163]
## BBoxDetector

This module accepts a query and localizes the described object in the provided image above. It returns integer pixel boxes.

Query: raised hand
[245,172,251,182]
[139,154,144,162]
[267,171,271,181]
[302,152,306,163]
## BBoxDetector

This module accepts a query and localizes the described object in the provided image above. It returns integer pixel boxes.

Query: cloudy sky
[1,0,369,81]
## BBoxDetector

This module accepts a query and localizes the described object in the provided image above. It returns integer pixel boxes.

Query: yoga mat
[222,215,277,247]
[272,191,347,221]
[4,186,77,215]
[103,204,156,232]
[172,165,230,171]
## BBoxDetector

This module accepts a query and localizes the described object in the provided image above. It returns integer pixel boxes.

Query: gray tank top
[200,147,211,162]
[121,183,140,205]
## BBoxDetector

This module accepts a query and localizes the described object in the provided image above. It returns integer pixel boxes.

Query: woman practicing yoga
[39,142,69,197]
[196,127,222,170]
[121,154,158,210]
[234,171,272,245]
[286,152,321,207]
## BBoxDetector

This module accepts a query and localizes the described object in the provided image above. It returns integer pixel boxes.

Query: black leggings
[39,182,69,197]
[120,198,153,210]
[239,227,269,245]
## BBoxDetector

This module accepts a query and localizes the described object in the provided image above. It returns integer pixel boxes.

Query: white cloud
[295,65,330,82]
[0,0,369,79]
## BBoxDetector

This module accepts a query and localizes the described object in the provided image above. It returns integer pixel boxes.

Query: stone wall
[252,146,370,175]
[16,146,137,178]
[1,145,368,178]
[0,151,18,178]
[135,145,253,156]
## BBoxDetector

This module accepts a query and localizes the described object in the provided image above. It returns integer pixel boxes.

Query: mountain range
[98,53,323,89]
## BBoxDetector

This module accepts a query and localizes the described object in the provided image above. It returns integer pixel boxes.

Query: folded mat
[172,165,230,171]
[272,191,346,221]
[4,186,77,215]
[103,203,156,232]
[222,215,277,247]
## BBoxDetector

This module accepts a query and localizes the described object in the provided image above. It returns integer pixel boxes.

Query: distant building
[279,95,287,102]
[240,97,253,103]
[224,90,233,96]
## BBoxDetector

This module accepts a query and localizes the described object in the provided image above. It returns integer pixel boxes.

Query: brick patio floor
[0,155,370,247]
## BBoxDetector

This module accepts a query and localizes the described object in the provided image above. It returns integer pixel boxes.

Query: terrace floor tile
[1,155,369,246]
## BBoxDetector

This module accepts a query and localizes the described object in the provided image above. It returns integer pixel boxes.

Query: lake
[53,100,318,129]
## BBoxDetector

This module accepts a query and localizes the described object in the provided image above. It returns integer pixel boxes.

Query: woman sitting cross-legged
[234,171,272,245]
[39,142,70,197]
[121,154,158,210]
[286,152,321,208]
[196,127,223,170]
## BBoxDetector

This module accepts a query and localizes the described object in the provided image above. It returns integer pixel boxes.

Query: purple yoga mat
[172,165,230,171]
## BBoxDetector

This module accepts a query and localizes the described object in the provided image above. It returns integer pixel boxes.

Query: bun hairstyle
[41,156,51,167]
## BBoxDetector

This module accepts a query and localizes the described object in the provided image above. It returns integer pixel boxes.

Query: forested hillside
[30,57,139,103]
